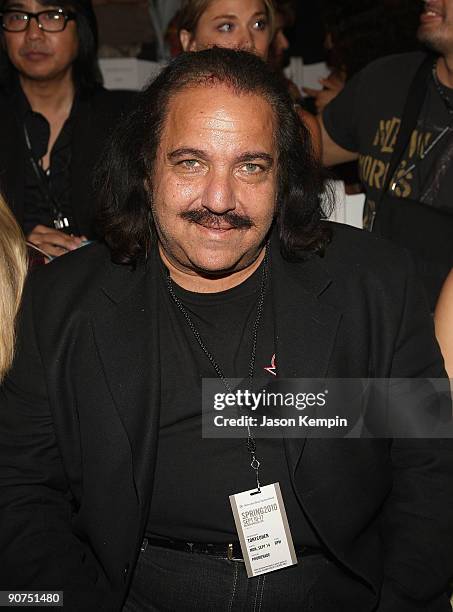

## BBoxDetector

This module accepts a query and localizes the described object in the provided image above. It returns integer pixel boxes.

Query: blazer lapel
[91,254,161,508]
[270,244,342,470]
[270,245,377,590]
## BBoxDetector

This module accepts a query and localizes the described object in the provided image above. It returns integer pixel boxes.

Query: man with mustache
[319,0,453,311]
[1,49,453,611]
[0,0,132,259]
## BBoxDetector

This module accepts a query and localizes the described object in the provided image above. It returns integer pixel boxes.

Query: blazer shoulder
[27,242,132,306]
[326,222,409,262]
[29,242,111,293]
[320,222,416,288]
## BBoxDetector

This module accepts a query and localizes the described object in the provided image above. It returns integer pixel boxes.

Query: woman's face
[180,0,271,60]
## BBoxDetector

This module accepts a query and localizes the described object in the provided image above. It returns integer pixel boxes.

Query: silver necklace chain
[165,248,269,491]
[432,60,453,116]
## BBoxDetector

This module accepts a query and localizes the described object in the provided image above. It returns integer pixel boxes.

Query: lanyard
[23,123,70,231]
[165,247,269,492]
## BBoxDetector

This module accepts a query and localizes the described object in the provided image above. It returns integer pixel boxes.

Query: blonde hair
[178,0,275,39]
[0,196,27,382]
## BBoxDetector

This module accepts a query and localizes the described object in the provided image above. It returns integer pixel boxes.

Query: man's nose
[202,171,236,213]
[25,17,45,40]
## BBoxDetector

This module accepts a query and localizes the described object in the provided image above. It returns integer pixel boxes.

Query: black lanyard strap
[23,122,69,230]
[165,247,269,492]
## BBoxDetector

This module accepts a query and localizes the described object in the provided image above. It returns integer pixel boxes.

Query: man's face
[418,0,453,55]
[2,0,79,82]
[151,84,278,279]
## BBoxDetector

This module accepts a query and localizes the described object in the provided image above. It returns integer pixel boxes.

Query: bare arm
[296,107,322,159]
[318,114,358,167]
[434,269,453,378]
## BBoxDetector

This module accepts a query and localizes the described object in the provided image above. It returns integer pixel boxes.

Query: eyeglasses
[0,9,76,32]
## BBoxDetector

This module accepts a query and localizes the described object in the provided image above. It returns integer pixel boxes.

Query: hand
[303,73,345,115]
[27,225,87,261]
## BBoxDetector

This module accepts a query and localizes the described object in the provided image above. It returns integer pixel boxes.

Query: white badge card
[229,483,297,577]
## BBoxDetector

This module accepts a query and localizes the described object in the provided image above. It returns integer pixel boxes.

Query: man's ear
[179,29,196,52]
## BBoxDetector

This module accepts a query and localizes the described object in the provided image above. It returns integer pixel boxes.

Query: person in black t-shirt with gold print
[320,0,453,308]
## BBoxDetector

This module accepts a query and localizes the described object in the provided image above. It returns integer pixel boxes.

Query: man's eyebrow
[168,148,208,162]
[168,149,274,166]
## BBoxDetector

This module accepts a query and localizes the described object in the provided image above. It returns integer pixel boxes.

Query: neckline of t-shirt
[161,259,264,307]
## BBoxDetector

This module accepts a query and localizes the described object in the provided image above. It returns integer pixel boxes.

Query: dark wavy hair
[96,48,331,265]
[322,0,422,79]
[0,0,101,90]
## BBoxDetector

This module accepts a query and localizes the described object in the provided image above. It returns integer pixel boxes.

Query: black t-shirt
[146,258,320,546]
[12,82,76,235]
[323,52,453,227]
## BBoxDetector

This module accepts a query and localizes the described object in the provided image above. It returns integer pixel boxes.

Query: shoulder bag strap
[379,54,434,200]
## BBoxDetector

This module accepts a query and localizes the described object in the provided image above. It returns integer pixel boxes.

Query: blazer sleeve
[378,253,453,608]
[0,277,109,612]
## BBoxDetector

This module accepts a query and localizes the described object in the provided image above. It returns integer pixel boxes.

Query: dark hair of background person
[273,0,296,28]
[285,1,325,64]
[0,0,102,90]
[95,48,331,266]
[268,0,295,70]
[321,0,423,79]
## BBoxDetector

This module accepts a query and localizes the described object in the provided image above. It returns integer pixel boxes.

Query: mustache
[180,209,254,229]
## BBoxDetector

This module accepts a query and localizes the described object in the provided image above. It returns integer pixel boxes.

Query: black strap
[380,55,434,200]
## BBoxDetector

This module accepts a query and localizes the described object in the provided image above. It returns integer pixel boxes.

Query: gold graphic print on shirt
[358,117,433,198]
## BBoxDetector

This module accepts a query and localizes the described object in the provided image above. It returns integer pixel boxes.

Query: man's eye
[180,160,202,170]
[8,12,26,21]
[217,22,233,32]
[42,10,64,22]
[242,163,262,174]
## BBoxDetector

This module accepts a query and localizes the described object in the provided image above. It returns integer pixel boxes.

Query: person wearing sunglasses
[0,0,133,260]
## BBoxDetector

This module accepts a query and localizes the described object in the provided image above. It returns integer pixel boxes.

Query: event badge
[229,483,297,577]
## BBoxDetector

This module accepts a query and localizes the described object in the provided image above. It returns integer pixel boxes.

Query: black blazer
[1,224,452,611]
[0,85,134,238]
